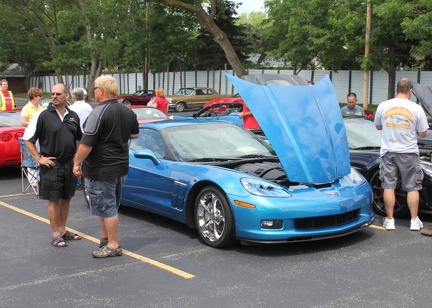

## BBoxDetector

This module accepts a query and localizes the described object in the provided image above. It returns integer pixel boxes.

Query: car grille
[294,209,360,230]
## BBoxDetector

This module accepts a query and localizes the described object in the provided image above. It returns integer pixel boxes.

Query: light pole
[362,0,371,110]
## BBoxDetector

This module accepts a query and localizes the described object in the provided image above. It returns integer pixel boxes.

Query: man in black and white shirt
[23,83,82,248]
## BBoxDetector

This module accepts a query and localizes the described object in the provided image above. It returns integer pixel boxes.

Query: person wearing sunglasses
[23,83,83,248]
[73,75,139,258]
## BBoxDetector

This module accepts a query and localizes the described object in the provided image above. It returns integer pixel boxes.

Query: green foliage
[0,0,432,86]
[193,0,251,70]
[401,0,432,69]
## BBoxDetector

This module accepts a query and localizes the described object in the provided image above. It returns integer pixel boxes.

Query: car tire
[194,185,235,248]
[175,102,186,112]
[122,100,131,107]
[369,169,409,218]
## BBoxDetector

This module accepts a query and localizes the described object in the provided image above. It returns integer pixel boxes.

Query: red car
[364,109,375,119]
[202,94,244,114]
[129,105,169,124]
[117,90,155,107]
[0,110,24,167]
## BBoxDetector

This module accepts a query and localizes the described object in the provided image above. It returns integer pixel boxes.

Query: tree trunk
[151,0,247,77]
[386,45,397,100]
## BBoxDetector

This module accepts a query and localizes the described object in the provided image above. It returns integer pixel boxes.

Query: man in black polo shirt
[73,75,139,258]
[23,84,82,248]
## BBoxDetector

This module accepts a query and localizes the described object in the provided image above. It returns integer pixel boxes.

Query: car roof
[139,118,229,130]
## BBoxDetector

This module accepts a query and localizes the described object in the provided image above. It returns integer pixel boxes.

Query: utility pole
[362,0,371,110]
[144,1,150,91]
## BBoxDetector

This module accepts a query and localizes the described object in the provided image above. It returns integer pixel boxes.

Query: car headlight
[344,168,366,185]
[420,161,432,178]
[240,178,291,197]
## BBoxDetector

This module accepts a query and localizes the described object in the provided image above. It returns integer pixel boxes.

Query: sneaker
[383,217,395,230]
[410,217,423,231]
[92,246,122,258]
[421,225,432,236]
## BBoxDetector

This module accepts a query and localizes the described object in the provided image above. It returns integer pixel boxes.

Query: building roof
[0,63,25,77]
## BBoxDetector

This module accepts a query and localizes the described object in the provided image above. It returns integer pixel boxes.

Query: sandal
[62,230,82,241]
[51,235,67,247]
[92,246,122,258]
[99,237,108,248]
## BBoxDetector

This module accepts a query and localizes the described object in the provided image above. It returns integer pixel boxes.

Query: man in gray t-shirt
[341,92,364,117]
[374,77,428,232]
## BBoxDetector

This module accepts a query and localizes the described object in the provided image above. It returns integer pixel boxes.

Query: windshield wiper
[352,146,381,150]
[236,154,275,159]
[186,157,236,162]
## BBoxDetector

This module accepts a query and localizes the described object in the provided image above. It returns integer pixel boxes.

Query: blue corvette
[119,75,375,248]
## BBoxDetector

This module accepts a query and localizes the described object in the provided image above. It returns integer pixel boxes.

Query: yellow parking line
[0,200,195,279]
[0,192,36,198]
[369,224,385,230]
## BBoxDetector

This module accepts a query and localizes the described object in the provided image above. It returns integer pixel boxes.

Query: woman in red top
[151,87,169,114]
[238,103,260,129]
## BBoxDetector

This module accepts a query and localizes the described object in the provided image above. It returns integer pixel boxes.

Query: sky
[232,0,265,15]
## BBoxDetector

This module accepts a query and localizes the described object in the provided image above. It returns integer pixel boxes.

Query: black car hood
[413,82,432,117]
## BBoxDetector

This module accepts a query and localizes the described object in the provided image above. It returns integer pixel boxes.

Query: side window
[129,129,165,158]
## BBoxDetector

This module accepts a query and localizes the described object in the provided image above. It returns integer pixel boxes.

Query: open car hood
[226,74,350,184]
[413,82,432,117]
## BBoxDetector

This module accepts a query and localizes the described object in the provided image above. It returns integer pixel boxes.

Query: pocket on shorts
[378,163,384,182]
[415,164,424,184]
[89,189,105,211]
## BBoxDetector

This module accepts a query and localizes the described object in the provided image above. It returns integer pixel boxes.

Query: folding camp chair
[18,138,39,195]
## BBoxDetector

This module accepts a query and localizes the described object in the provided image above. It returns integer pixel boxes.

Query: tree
[264,0,338,73]
[193,0,251,70]
[371,0,418,98]
[149,0,247,76]
[0,4,51,87]
[236,11,268,67]
[401,0,432,70]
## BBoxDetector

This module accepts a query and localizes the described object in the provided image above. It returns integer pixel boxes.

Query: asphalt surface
[1,166,432,308]
[4,97,432,308]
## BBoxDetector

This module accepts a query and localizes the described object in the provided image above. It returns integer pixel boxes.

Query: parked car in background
[129,106,169,124]
[202,93,244,114]
[193,101,244,120]
[345,116,432,218]
[364,109,375,119]
[0,110,24,167]
[117,90,155,107]
[167,87,231,112]
[41,99,71,108]
[41,99,51,108]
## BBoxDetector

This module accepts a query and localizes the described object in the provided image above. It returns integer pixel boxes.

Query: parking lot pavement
[2,166,432,308]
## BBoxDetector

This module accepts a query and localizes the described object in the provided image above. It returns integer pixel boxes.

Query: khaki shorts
[379,152,423,191]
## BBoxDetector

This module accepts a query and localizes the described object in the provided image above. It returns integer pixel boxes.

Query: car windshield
[0,112,22,127]
[133,90,153,96]
[174,88,194,95]
[162,122,275,161]
[344,118,382,149]
[132,108,167,119]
